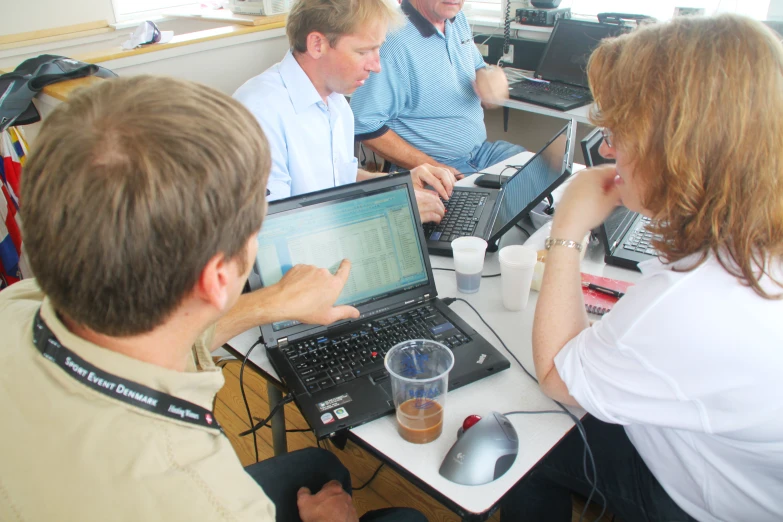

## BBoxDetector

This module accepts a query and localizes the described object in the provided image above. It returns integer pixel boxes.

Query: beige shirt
[0,280,276,521]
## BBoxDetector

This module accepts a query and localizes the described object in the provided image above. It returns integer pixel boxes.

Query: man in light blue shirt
[234,0,456,224]
[350,0,524,176]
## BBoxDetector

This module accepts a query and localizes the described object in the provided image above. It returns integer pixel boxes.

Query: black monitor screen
[537,20,627,88]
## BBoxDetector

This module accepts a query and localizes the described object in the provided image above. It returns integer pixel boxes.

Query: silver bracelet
[545,237,583,252]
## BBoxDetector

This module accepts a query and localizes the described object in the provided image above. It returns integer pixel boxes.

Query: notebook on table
[581,127,659,271]
[248,174,510,439]
[508,19,628,111]
[423,121,573,256]
[581,273,633,316]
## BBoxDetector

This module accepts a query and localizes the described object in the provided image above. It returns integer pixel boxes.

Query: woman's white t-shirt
[555,254,783,522]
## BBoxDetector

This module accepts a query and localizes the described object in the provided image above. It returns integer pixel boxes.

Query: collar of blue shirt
[401,0,457,38]
[279,50,343,114]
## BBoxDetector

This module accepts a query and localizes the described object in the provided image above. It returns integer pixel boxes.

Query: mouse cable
[442,297,606,522]
[432,267,500,278]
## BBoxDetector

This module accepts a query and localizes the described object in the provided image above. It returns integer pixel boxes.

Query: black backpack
[0,54,117,132]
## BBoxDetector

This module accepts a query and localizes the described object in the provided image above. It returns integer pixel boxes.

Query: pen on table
[581,281,625,299]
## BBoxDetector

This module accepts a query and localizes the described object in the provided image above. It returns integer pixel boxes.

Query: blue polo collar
[401,0,457,38]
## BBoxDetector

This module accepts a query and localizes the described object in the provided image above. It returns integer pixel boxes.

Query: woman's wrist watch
[545,237,583,252]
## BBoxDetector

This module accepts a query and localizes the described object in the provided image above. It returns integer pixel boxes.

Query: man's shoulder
[233,64,293,117]
[0,279,42,334]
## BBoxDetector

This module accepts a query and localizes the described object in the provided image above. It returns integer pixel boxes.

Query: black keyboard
[281,305,471,394]
[423,190,488,242]
[621,217,659,255]
[514,80,590,101]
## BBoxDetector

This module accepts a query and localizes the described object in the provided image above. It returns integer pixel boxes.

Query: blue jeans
[245,447,427,522]
[500,416,697,522]
[390,140,526,175]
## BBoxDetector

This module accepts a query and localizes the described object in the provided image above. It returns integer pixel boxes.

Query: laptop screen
[256,184,430,331]
[536,20,627,88]
[489,125,570,240]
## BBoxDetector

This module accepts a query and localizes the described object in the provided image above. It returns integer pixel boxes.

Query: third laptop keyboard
[423,190,489,242]
[281,304,471,393]
[514,80,590,101]
[621,216,659,255]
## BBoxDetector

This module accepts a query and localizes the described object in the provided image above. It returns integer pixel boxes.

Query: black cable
[353,463,385,491]
[239,394,295,437]
[443,297,607,522]
[239,338,264,462]
[432,267,500,278]
[514,223,532,238]
[502,0,512,57]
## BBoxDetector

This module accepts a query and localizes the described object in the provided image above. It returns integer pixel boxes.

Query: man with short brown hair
[0,75,425,522]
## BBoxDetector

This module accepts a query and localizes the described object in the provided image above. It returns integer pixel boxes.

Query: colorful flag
[0,127,30,290]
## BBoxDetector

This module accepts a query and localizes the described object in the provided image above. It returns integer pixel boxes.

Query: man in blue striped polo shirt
[351,0,525,176]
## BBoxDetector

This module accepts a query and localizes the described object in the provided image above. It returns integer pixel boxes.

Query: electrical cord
[353,463,385,491]
[239,338,264,462]
[432,267,500,278]
[441,297,607,522]
[502,0,512,58]
[239,394,296,437]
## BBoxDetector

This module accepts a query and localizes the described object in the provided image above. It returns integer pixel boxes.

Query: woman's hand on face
[550,164,622,241]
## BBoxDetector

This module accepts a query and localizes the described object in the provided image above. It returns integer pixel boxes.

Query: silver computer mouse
[438,412,518,486]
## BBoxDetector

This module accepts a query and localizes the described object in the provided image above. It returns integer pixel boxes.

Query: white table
[226,153,642,520]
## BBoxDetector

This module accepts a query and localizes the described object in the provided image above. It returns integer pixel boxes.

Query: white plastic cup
[450,236,488,294]
[385,340,455,444]
[498,245,538,311]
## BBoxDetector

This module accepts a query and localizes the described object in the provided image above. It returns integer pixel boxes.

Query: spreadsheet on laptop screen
[256,185,430,329]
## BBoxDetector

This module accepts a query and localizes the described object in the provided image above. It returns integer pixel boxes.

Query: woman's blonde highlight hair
[588,15,783,298]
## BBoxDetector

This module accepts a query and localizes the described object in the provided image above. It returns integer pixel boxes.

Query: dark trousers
[501,416,698,522]
[245,447,427,522]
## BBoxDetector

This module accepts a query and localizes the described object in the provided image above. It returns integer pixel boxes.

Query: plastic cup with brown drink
[384,339,455,444]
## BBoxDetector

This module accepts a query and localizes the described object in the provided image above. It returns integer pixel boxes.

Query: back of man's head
[21,75,270,336]
[286,0,402,53]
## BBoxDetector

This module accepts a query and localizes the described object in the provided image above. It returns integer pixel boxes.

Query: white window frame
[111,0,204,23]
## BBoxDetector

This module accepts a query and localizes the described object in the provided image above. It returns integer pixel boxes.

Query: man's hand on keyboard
[414,188,446,224]
[270,260,360,326]
[410,163,457,199]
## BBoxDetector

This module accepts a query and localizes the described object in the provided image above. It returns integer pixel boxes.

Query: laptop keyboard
[621,217,659,255]
[280,305,471,394]
[513,80,590,101]
[423,190,488,243]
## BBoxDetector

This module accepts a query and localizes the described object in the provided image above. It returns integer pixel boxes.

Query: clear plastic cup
[384,340,454,444]
[451,236,488,293]
[499,245,538,311]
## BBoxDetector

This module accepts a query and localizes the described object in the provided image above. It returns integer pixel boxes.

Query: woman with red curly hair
[504,14,783,522]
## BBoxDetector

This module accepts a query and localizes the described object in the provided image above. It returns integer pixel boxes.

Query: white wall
[1,0,115,36]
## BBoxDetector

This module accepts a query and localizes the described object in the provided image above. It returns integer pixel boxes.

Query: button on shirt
[0,279,276,521]
[555,254,783,522]
[351,1,487,164]
[234,51,358,201]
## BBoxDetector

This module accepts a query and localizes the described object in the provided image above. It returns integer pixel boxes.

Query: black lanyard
[32,310,223,433]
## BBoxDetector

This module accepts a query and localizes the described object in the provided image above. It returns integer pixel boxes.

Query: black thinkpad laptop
[581,127,657,271]
[423,121,573,256]
[509,20,628,111]
[249,174,510,439]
